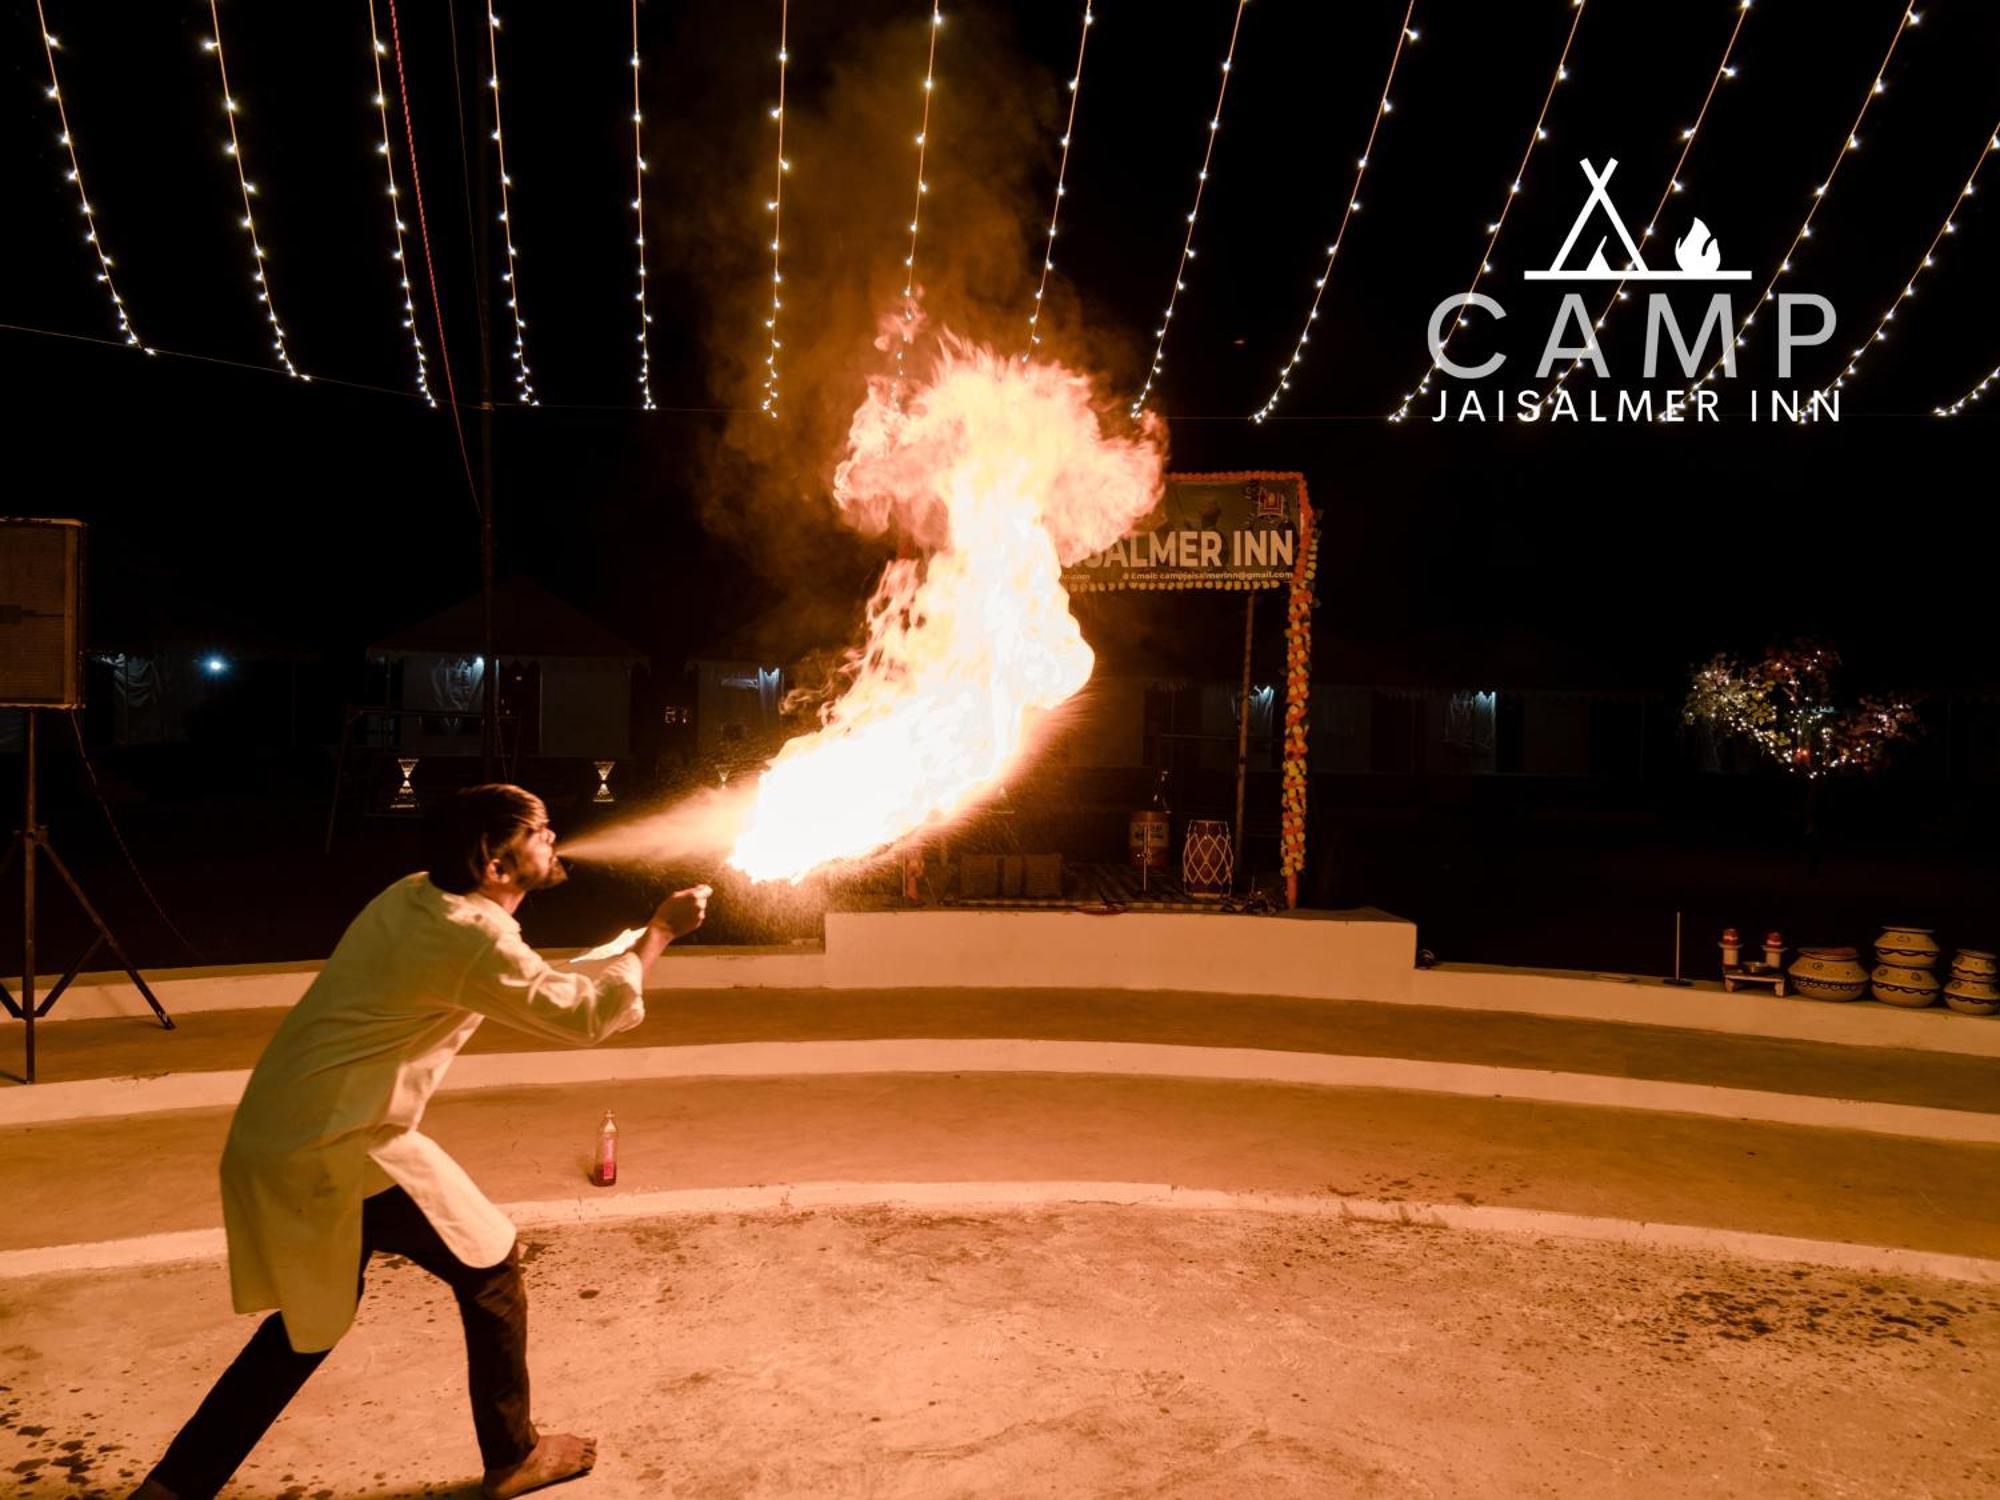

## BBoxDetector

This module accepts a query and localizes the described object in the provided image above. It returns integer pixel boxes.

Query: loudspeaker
[0,517,86,708]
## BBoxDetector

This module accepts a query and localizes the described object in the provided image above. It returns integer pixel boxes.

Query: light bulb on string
[485,9,536,404]
[205,1,302,379]
[34,5,147,354]
[894,3,945,399]
[1023,4,1095,360]
[1537,0,1754,403]
[630,0,654,411]
[761,0,791,419]
[1130,0,1253,421]
[1819,117,1998,402]
[365,0,433,405]
[1252,0,1418,424]
[1935,353,1999,417]
[1680,5,1921,399]
[1390,0,1589,422]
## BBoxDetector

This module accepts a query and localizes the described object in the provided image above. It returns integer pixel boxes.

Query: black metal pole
[1233,593,1255,891]
[480,403,496,780]
[472,4,499,782]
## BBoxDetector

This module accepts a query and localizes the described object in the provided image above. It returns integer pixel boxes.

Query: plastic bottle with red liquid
[594,1109,618,1187]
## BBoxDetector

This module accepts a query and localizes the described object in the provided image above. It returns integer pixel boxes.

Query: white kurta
[221,873,645,1353]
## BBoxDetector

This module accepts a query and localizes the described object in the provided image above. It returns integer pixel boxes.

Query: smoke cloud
[572,4,1168,881]
[651,1,1144,594]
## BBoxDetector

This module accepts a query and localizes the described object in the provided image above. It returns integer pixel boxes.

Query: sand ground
[3,1205,1996,1499]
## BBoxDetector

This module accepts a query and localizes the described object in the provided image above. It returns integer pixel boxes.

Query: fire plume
[725,339,1164,883]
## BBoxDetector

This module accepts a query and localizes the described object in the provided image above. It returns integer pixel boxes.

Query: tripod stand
[1,710,172,1084]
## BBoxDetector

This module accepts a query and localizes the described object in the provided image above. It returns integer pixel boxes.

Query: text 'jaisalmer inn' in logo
[1424,158,1840,425]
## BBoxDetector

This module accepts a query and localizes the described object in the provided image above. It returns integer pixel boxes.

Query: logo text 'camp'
[1422,159,1839,424]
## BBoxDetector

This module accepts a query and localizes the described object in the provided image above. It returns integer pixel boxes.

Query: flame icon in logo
[1674,218,1723,276]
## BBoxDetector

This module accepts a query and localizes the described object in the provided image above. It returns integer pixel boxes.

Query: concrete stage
[5,947,1999,1280]
[5,915,2000,1494]
[6,903,1999,1279]
[13,904,1999,1060]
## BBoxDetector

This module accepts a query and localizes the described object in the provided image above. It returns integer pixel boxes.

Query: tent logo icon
[1524,158,1751,282]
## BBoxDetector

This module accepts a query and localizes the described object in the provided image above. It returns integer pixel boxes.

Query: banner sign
[1063,471,1306,592]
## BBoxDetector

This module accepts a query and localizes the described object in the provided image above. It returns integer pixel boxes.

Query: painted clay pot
[1719,928,1741,968]
[1949,948,1997,980]
[1944,976,2000,1016]
[1874,926,1940,970]
[1788,947,1868,1002]
[1871,964,1940,1008]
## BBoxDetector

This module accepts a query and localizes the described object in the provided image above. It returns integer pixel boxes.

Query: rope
[385,0,483,522]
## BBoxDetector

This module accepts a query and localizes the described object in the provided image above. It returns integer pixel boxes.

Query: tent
[366,576,646,760]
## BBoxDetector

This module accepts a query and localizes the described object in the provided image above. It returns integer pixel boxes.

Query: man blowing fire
[132,784,711,1500]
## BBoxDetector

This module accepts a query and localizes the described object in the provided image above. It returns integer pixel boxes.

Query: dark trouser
[146,1186,536,1499]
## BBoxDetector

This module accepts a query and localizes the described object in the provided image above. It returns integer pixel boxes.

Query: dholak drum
[1128,809,1169,872]
[1182,819,1234,898]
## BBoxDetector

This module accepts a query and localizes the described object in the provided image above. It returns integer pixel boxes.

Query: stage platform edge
[824,907,1417,1001]
[10,909,2000,1057]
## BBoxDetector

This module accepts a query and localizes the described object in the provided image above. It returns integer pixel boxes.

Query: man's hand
[649,885,711,941]
[627,885,711,971]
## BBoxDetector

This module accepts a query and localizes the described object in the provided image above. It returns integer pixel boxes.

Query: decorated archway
[1063,471,1318,907]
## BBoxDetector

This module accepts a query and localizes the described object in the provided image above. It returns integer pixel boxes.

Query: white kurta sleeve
[455,929,646,1045]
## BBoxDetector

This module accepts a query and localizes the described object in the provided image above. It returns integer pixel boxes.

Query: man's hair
[422,784,545,894]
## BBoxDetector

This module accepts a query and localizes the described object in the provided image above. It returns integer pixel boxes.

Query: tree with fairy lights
[1683,641,1921,839]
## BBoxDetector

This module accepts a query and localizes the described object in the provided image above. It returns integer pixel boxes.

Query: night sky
[9,0,2000,694]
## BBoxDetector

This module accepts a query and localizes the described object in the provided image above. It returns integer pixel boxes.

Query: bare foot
[483,1432,598,1499]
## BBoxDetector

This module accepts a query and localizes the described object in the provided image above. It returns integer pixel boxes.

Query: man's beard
[521,856,569,891]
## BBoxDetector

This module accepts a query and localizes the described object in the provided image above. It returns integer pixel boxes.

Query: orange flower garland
[1280,523,1318,905]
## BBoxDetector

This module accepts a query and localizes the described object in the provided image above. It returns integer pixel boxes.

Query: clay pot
[1874,926,1940,970]
[1871,964,1940,1008]
[1941,968,1998,1014]
[1950,948,1997,980]
[1788,947,1868,1002]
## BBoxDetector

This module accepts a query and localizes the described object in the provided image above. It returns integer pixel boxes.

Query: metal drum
[1128,809,1170,872]
[1182,819,1234,898]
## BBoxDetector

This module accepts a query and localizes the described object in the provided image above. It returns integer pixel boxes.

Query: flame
[1674,217,1722,276]
[725,338,1164,884]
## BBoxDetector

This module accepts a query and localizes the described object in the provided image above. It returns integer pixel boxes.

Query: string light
[1251,2,1418,422]
[365,0,432,405]
[1130,0,1253,420]
[761,0,790,418]
[1684,645,1919,781]
[895,2,945,394]
[485,9,536,403]
[1823,118,1999,400]
[204,0,303,379]
[1024,4,1095,359]
[1935,356,1999,417]
[1542,0,1752,399]
[1390,0,1588,421]
[35,8,146,353]
[1687,6,1921,394]
[630,0,654,410]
